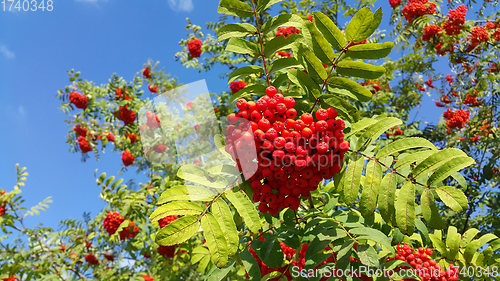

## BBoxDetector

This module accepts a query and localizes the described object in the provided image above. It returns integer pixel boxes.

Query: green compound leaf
[356,244,380,267]
[435,186,468,213]
[177,164,228,189]
[376,137,436,160]
[191,246,211,273]
[349,227,394,253]
[421,188,445,229]
[226,37,260,56]
[336,61,386,79]
[158,185,215,204]
[427,156,475,186]
[305,21,336,64]
[240,249,261,280]
[261,14,303,35]
[270,57,301,74]
[359,117,402,149]
[312,11,346,51]
[287,69,321,99]
[394,150,437,170]
[446,226,461,260]
[156,215,200,246]
[263,34,302,58]
[224,189,261,233]
[217,23,257,41]
[345,7,374,43]
[378,172,397,225]
[297,44,328,81]
[346,42,394,59]
[411,148,467,179]
[320,94,361,123]
[359,160,382,218]
[228,84,267,104]
[343,154,364,206]
[256,0,283,12]
[345,118,378,138]
[211,198,239,256]
[396,181,415,236]
[460,228,481,248]
[259,235,284,269]
[150,202,205,222]
[227,65,264,84]
[327,76,373,102]
[201,213,229,268]
[217,0,253,18]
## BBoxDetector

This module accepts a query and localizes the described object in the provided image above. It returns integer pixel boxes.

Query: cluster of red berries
[114,87,132,100]
[0,190,6,216]
[142,67,152,79]
[393,244,458,281]
[402,0,436,22]
[158,215,178,228]
[466,25,490,52]
[121,149,135,166]
[446,74,453,84]
[443,5,467,35]
[276,50,292,57]
[77,136,93,153]
[386,126,403,138]
[157,215,179,258]
[148,84,158,93]
[422,25,441,41]
[425,77,435,89]
[478,120,492,137]
[359,80,383,94]
[69,91,88,109]
[443,109,470,133]
[247,236,341,281]
[389,0,401,9]
[230,80,247,94]
[224,86,349,215]
[488,62,498,73]
[102,211,138,240]
[1,276,17,281]
[104,253,114,261]
[85,253,99,265]
[463,94,482,106]
[188,39,202,58]
[416,83,426,92]
[276,27,300,39]
[116,105,137,125]
[440,94,451,104]
[142,275,154,281]
[126,132,138,143]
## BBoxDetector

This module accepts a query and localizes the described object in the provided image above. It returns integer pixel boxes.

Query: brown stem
[310,45,349,113]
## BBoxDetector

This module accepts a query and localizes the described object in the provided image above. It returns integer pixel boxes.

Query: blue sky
[0,0,455,230]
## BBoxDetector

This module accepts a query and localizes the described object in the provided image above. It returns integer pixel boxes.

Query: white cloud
[0,45,15,59]
[168,0,193,12]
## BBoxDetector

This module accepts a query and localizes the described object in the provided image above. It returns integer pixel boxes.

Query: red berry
[284,97,295,108]
[258,119,271,131]
[276,103,287,113]
[315,109,328,120]
[266,86,277,97]
[327,108,338,119]
[236,99,247,110]
[301,113,313,125]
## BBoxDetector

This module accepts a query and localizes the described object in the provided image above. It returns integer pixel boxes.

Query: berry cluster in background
[102,211,139,241]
